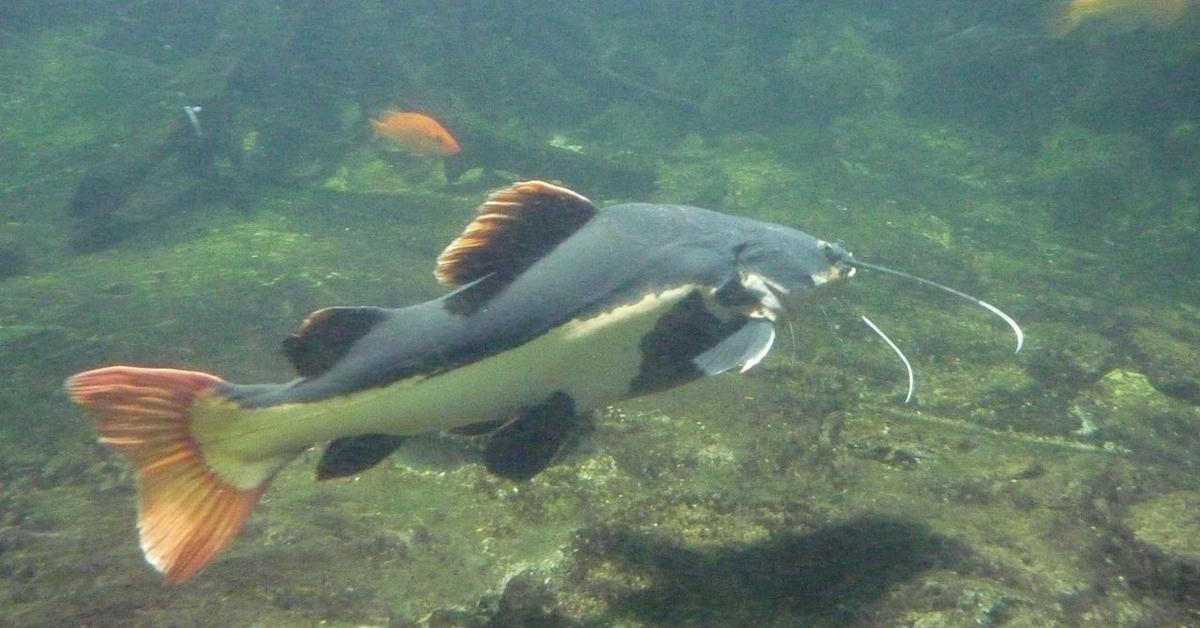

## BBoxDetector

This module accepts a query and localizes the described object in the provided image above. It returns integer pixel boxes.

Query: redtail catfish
[66,181,1021,583]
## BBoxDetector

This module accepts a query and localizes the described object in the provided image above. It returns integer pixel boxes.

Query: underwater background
[1,1,1199,626]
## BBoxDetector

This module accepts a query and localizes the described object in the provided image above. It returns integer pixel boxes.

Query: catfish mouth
[812,240,857,286]
[742,240,856,318]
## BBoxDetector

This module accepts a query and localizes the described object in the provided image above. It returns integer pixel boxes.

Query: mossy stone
[1024,323,1116,389]
[1131,326,1200,404]
[1068,370,1200,460]
[0,236,30,280]
[1125,491,1200,605]
[1129,491,1200,564]
[1033,126,1161,233]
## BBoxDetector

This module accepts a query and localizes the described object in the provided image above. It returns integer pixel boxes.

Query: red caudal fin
[66,366,269,584]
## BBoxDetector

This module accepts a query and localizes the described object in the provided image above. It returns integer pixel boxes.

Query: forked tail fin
[65,366,270,584]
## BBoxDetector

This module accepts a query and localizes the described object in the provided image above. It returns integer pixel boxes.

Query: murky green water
[1,2,1198,626]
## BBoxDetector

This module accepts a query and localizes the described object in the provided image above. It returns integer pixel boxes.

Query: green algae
[780,23,906,120]
[1128,491,1200,564]
[1,3,1199,627]
[1033,125,1168,233]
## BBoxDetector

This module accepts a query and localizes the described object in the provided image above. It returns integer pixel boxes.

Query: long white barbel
[849,260,1024,353]
[860,315,915,404]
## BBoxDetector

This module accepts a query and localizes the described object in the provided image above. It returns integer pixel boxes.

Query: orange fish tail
[66,366,268,584]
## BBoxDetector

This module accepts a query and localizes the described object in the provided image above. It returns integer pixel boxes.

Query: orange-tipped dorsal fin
[435,181,597,286]
[65,366,269,584]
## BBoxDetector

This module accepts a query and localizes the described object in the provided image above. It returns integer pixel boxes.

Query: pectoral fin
[695,271,781,374]
[630,283,778,395]
[693,318,776,375]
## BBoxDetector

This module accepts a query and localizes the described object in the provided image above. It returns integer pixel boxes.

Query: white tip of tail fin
[66,366,267,584]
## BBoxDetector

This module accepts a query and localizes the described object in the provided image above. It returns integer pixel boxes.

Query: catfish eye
[817,240,852,264]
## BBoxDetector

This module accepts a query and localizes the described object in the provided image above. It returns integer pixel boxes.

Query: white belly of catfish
[201,285,695,474]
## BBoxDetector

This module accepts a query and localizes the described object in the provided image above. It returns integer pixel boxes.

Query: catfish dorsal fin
[282,306,388,377]
[434,180,597,286]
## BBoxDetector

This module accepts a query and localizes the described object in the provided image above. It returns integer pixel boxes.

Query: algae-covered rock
[781,24,905,122]
[1125,491,1200,605]
[1130,325,1200,404]
[0,234,30,280]
[1128,491,1200,564]
[698,47,775,131]
[827,112,1012,213]
[321,149,432,196]
[1162,120,1200,177]
[0,325,70,366]
[898,577,1049,627]
[1032,125,1164,233]
[656,139,730,208]
[1024,323,1116,389]
[1068,369,1200,456]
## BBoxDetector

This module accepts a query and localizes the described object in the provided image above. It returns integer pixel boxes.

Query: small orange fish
[1047,0,1191,36]
[369,110,461,157]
